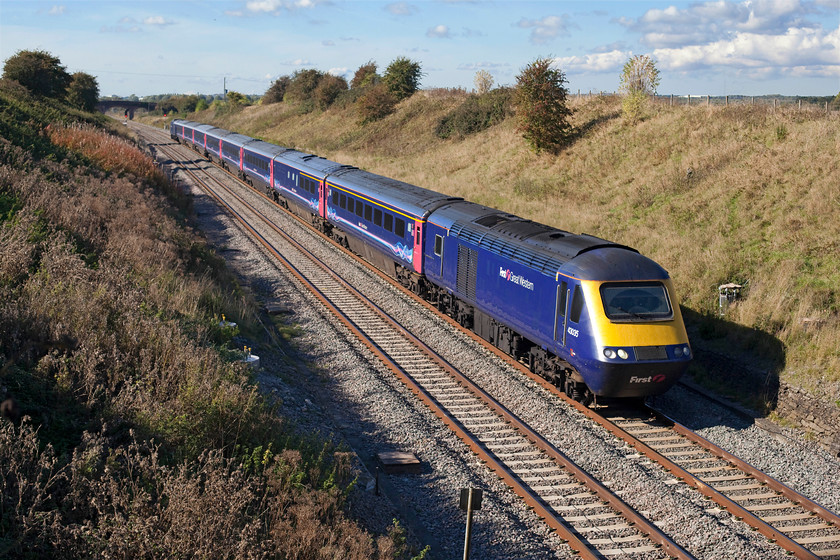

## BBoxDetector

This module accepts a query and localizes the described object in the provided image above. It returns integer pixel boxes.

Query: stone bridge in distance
[96,99,157,118]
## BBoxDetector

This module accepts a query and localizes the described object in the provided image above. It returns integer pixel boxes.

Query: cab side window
[570,285,585,323]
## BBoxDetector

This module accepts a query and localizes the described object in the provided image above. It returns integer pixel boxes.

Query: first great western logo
[499,267,535,291]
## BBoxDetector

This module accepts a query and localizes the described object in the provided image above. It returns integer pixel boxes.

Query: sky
[1,0,838,98]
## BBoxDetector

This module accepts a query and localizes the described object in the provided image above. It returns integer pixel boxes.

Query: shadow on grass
[567,110,622,145]
[681,307,786,416]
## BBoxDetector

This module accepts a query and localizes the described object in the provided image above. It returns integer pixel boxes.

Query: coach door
[412,220,423,273]
[554,281,569,346]
[319,180,328,218]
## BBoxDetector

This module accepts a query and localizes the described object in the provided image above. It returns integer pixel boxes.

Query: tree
[383,57,422,101]
[226,91,247,106]
[2,49,71,98]
[357,83,397,124]
[514,57,573,155]
[474,70,494,95]
[314,74,348,110]
[619,54,660,96]
[263,75,290,104]
[65,72,99,112]
[285,69,325,111]
[619,55,660,123]
[351,61,379,89]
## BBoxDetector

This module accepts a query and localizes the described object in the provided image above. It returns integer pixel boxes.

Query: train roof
[327,167,459,219]
[244,139,290,159]
[275,150,351,177]
[220,133,255,148]
[428,200,660,280]
[195,124,231,139]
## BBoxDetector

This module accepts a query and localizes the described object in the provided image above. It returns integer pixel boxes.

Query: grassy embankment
[0,80,418,558]
[164,90,839,410]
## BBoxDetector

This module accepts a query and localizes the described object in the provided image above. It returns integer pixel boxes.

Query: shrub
[435,87,513,139]
[619,55,660,123]
[2,49,71,98]
[65,72,99,113]
[314,73,349,111]
[514,57,573,154]
[357,83,398,124]
[285,69,325,112]
[621,90,649,124]
[263,75,290,104]
[383,57,423,101]
[473,70,493,95]
[351,61,379,89]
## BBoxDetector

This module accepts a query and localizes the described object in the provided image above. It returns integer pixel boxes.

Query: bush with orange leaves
[46,122,165,183]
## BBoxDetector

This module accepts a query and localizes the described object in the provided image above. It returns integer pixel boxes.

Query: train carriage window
[395,217,405,238]
[570,285,585,323]
[434,235,443,257]
[332,191,339,206]
[384,213,393,232]
[340,193,347,209]
[354,199,364,217]
[364,204,372,221]
[374,208,383,227]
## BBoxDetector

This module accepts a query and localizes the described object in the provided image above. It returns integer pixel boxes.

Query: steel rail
[147,133,697,559]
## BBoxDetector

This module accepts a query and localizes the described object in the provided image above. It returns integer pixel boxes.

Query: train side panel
[326,182,416,275]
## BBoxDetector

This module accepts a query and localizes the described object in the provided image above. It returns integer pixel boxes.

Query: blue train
[171,119,691,402]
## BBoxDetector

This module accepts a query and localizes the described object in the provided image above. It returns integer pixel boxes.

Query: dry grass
[0,106,413,556]
[187,93,840,398]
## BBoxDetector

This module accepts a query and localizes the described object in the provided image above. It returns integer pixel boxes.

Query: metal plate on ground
[377,451,421,474]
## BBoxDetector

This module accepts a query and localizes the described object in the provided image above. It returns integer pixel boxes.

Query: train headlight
[603,348,629,360]
[682,346,691,357]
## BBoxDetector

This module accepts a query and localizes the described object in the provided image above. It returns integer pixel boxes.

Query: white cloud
[143,16,172,26]
[386,2,417,16]
[515,14,573,44]
[49,5,65,15]
[427,24,451,38]
[554,49,630,74]
[621,0,826,48]
[246,0,325,13]
[653,25,840,75]
[327,67,348,76]
[457,61,512,71]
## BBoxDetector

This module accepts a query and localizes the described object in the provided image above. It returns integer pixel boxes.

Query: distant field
[158,92,840,407]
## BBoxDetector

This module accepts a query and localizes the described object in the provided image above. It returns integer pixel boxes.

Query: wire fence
[573,90,838,112]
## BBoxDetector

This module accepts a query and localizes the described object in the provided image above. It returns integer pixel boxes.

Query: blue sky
[1,0,838,98]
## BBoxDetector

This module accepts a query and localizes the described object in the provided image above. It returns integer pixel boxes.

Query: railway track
[133,122,839,559]
[139,125,692,559]
[599,404,840,559]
